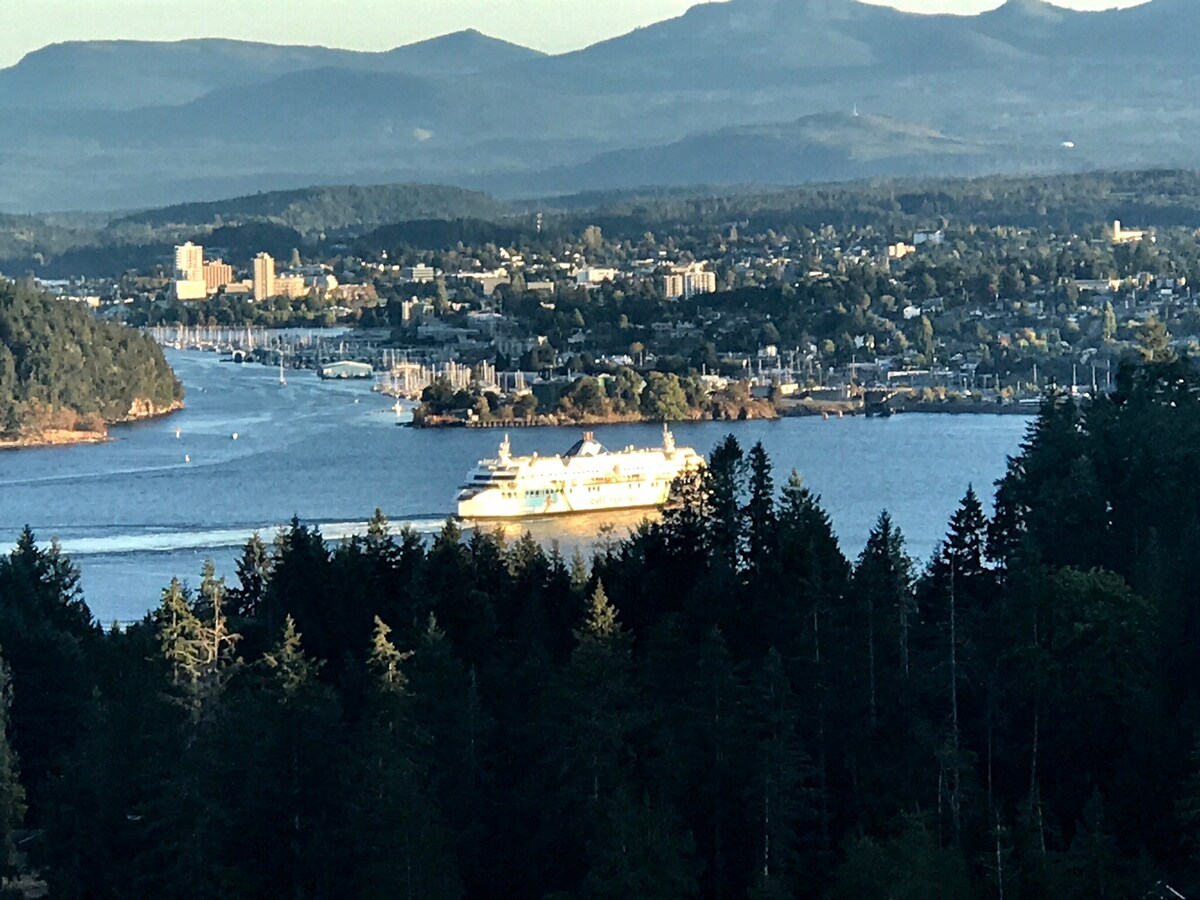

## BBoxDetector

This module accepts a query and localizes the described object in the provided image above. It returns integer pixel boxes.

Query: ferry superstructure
[456,426,704,519]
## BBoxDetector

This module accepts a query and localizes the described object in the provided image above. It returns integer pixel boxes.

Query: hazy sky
[0,0,1147,68]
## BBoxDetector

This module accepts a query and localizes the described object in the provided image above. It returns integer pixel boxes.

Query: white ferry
[456,426,705,519]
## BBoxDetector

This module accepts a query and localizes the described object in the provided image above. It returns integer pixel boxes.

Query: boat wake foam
[58,518,450,556]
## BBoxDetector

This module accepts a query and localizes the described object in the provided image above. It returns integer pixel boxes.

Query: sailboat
[278,355,287,386]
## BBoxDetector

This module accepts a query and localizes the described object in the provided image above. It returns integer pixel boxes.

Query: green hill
[109,184,513,238]
[0,280,182,442]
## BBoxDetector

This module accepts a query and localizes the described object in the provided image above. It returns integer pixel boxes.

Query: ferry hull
[458,480,673,520]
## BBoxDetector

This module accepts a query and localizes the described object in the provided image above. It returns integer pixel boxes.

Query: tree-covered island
[413,369,777,427]
[0,279,183,448]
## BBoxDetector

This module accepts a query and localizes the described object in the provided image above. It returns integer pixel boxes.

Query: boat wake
[59,517,451,557]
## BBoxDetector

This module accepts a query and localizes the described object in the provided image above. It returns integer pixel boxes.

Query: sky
[0,0,1148,68]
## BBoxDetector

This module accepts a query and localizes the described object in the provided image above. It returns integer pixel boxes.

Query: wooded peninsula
[0,280,182,448]
[0,357,1198,898]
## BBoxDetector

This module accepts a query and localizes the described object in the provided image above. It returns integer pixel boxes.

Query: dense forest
[546,169,1200,235]
[0,279,182,438]
[3,358,1200,897]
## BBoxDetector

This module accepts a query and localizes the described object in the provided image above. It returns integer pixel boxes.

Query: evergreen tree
[744,441,777,582]
[403,616,489,894]
[705,435,746,575]
[224,616,341,899]
[229,532,272,620]
[154,574,239,721]
[853,511,915,731]
[0,655,24,877]
[830,817,975,900]
[581,790,697,900]
[773,471,849,859]
[347,617,461,900]
[544,582,637,883]
[0,529,99,823]
[744,648,815,897]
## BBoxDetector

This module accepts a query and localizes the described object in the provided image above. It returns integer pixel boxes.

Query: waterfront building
[253,253,275,301]
[172,279,207,301]
[274,274,309,298]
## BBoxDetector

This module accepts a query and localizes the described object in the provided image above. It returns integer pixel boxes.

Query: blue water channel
[0,351,1031,623]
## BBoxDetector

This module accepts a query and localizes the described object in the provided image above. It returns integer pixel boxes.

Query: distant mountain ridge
[487,113,1040,194]
[0,30,544,111]
[0,0,1196,210]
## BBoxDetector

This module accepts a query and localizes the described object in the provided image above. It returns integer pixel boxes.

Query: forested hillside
[0,279,182,439]
[108,183,512,237]
[550,168,1200,234]
[1,357,1199,897]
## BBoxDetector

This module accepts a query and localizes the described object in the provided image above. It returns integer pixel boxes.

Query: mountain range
[1,0,1197,211]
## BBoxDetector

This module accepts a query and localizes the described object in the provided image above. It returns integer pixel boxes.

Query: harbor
[0,349,1030,625]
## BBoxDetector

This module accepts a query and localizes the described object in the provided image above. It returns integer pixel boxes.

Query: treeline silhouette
[554,168,1200,235]
[4,360,1200,897]
[0,280,182,437]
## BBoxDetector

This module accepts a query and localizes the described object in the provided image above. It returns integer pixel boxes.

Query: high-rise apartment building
[171,241,207,300]
[664,262,717,300]
[174,242,204,282]
[253,252,276,301]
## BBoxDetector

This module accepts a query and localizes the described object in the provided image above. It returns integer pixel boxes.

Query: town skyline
[0,0,1147,68]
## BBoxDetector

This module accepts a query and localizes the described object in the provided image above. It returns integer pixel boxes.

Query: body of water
[0,351,1031,623]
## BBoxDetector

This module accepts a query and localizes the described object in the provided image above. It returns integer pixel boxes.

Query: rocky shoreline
[0,398,184,451]
[780,398,1037,418]
[415,406,779,430]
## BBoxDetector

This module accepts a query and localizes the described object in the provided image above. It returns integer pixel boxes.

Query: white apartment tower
[174,242,204,281]
[664,262,717,300]
[171,241,207,300]
[253,252,276,301]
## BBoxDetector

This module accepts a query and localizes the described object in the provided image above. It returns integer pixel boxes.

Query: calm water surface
[0,351,1031,623]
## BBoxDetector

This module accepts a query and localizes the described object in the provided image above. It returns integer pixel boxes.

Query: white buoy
[184,454,191,463]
